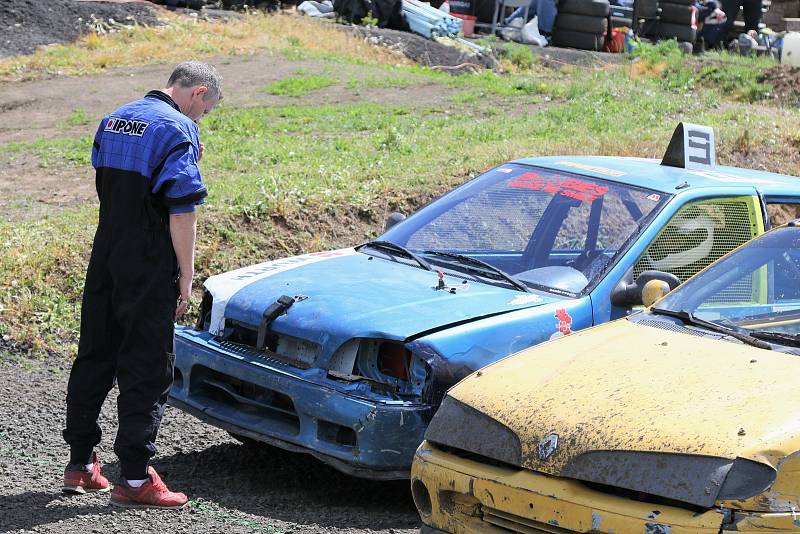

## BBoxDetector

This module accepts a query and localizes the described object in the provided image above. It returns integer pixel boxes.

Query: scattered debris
[297,0,335,18]
[402,0,461,39]
[355,26,497,71]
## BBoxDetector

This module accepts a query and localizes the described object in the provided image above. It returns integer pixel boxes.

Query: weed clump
[631,40,773,102]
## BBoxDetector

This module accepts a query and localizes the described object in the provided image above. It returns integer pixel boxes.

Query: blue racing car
[169,123,800,478]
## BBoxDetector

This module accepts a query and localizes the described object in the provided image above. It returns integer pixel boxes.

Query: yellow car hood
[448,317,800,474]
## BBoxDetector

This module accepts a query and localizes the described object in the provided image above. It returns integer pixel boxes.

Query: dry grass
[0,11,411,82]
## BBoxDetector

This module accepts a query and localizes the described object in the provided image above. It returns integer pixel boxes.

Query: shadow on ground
[1,443,419,533]
[154,442,419,529]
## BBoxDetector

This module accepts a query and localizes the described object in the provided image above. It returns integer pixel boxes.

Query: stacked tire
[651,0,697,43]
[552,0,610,51]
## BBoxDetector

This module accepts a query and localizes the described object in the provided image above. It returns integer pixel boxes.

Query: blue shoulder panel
[92,94,206,211]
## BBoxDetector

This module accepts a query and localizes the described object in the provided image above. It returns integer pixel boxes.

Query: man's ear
[193,85,209,99]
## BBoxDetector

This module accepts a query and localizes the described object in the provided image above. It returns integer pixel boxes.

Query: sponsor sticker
[104,116,149,137]
[553,160,626,177]
[509,294,544,305]
[510,172,609,202]
[555,308,572,335]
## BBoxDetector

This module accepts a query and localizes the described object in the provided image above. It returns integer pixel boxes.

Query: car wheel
[659,2,695,25]
[552,29,605,50]
[558,0,610,17]
[654,22,697,42]
[555,13,608,33]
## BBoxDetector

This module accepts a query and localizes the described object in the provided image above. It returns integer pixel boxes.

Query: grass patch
[265,71,338,97]
[0,12,411,82]
[4,137,93,168]
[345,75,421,90]
[631,40,774,101]
[61,109,93,128]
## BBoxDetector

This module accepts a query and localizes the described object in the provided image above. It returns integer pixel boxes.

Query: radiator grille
[482,507,572,534]
[218,340,313,369]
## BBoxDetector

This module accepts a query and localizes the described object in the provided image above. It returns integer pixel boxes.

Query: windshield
[655,227,800,338]
[379,163,669,295]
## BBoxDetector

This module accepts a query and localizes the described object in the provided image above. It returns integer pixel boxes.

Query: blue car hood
[204,249,557,343]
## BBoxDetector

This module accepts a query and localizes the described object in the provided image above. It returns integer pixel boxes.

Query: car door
[598,194,766,323]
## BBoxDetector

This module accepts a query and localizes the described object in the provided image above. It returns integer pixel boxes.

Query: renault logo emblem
[538,433,559,460]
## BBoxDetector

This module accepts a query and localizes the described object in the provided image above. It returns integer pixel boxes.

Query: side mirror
[611,270,681,307]
[642,279,671,307]
[385,212,406,231]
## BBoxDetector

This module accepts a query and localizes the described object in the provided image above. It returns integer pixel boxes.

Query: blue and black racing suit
[63,90,206,480]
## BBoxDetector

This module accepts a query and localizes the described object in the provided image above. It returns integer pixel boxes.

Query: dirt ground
[0,354,421,534]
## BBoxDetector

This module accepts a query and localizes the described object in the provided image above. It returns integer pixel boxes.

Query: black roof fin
[661,122,716,170]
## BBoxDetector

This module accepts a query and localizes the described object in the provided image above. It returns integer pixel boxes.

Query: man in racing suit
[61,61,222,508]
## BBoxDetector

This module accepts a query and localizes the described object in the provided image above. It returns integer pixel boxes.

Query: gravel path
[0,353,421,534]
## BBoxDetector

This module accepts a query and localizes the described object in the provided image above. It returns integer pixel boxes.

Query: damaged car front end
[413,224,800,532]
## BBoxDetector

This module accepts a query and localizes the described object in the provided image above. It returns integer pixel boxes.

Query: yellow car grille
[482,507,572,534]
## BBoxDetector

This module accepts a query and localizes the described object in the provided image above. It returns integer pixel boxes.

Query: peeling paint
[645,522,671,534]
[592,511,602,531]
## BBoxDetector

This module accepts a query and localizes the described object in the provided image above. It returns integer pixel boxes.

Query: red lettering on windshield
[509,172,608,202]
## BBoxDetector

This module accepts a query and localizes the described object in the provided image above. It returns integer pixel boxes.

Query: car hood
[443,317,800,474]
[204,248,557,342]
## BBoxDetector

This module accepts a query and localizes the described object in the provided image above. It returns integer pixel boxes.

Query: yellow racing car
[412,221,800,534]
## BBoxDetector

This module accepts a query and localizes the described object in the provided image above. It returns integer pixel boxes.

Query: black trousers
[721,0,762,35]
[64,172,178,481]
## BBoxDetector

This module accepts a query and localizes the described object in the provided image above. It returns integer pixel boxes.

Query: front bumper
[411,441,800,534]
[169,327,432,479]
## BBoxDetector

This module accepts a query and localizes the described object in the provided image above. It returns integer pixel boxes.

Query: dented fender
[407,298,594,407]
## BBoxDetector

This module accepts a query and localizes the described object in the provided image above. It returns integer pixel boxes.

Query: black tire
[552,29,605,50]
[653,21,697,42]
[558,0,610,17]
[635,0,659,19]
[659,1,695,24]
[555,13,608,33]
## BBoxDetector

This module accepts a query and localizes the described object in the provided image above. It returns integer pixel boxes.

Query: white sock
[85,463,94,471]
[126,478,148,488]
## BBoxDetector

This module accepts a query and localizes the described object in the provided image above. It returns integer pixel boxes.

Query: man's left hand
[175,272,193,320]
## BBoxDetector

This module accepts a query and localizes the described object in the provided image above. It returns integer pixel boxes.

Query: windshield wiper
[650,307,772,350]
[421,250,530,293]
[356,240,432,271]
[748,330,800,348]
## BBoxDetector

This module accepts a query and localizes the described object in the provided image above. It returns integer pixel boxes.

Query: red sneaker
[62,451,110,494]
[110,466,188,509]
